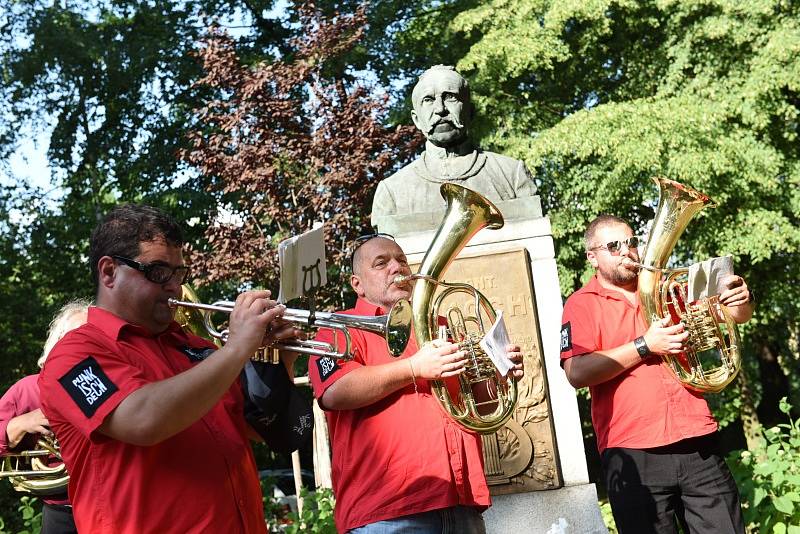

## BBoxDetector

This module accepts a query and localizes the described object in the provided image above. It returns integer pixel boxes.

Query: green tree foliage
[730,398,800,532]
[392,0,799,443]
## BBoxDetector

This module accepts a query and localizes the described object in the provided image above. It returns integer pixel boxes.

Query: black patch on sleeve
[560,322,572,353]
[315,356,340,382]
[58,356,119,418]
[181,346,216,362]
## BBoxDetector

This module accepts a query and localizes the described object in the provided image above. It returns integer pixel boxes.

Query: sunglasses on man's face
[349,233,396,269]
[112,255,191,285]
[590,236,642,255]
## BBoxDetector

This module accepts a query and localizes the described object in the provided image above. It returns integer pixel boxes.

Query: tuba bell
[397,183,518,434]
[635,177,741,393]
[0,435,68,495]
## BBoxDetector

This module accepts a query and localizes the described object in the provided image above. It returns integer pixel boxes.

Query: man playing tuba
[307,233,524,533]
[560,214,754,534]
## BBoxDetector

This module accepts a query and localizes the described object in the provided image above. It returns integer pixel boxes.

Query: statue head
[411,65,473,148]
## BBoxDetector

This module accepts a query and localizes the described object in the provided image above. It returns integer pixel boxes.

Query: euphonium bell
[0,436,68,495]
[636,177,741,393]
[397,183,518,434]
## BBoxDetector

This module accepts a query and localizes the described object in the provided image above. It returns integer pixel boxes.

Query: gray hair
[39,299,92,368]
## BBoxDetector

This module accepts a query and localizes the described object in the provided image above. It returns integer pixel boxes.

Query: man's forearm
[564,343,644,389]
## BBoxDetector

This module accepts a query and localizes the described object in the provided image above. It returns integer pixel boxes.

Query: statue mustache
[428,117,464,134]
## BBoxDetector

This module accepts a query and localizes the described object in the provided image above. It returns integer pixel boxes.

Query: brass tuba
[636,177,741,393]
[397,183,518,434]
[0,435,68,495]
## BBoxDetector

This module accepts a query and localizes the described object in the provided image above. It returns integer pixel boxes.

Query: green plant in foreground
[729,398,800,533]
[284,487,336,534]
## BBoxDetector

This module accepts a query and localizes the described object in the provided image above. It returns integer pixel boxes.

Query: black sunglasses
[349,232,396,269]
[590,236,642,255]
[112,255,191,285]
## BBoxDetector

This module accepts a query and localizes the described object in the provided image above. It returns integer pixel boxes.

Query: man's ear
[97,256,117,288]
[587,251,599,269]
[411,108,422,132]
[350,274,365,298]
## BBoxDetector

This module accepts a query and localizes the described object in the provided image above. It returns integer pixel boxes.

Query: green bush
[0,495,42,534]
[283,487,336,534]
[729,398,800,533]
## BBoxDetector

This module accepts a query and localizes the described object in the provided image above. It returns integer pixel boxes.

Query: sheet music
[687,255,733,302]
[277,223,327,303]
[478,311,514,377]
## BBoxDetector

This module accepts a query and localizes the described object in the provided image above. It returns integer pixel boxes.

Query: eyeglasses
[349,232,395,269]
[112,255,191,285]
[590,236,642,255]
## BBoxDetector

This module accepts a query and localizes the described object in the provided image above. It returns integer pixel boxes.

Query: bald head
[584,214,631,251]
[350,237,412,310]
[411,65,470,109]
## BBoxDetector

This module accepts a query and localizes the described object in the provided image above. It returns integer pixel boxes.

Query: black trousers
[602,433,744,534]
[41,503,77,534]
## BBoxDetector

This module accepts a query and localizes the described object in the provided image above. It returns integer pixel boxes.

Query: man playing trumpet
[308,233,524,533]
[39,204,301,533]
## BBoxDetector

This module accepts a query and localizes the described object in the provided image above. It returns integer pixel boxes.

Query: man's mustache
[427,117,465,134]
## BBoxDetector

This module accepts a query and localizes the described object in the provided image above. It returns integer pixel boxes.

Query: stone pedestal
[392,215,607,534]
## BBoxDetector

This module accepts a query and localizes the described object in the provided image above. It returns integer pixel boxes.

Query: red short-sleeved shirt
[560,275,717,453]
[308,298,490,533]
[38,307,266,534]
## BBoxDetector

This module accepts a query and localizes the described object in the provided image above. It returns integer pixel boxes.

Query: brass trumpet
[168,296,412,361]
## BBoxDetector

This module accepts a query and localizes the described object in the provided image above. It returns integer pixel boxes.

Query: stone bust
[371,65,539,233]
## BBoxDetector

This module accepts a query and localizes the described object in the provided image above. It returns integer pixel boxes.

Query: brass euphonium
[636,177,741,393]
[0,435,68,495]
[396,183,518,434]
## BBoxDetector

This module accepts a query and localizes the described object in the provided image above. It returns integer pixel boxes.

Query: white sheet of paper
[277,223,327,303]
[687,255,733,302]
[478,311,514,377]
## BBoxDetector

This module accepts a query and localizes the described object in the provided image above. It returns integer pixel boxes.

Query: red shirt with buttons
[560,275,717,453]
[38,306,266,534]
[308,298,490,533]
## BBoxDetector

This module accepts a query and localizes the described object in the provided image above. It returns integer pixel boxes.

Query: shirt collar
[352,297,386,317]
[424,139,473,159]
[88,306,187,341]
[582,275,640,305]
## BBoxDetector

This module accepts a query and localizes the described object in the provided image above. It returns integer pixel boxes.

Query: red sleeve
[560,295,599,362]
[0,375,42,455]
[307,326,364,404]
[39,329,150,440]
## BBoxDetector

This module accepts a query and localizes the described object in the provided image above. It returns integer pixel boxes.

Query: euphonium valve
[637,177,741,393]
[401,183,518,434]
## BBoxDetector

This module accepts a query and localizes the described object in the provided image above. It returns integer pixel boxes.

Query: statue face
[411,70,471,148]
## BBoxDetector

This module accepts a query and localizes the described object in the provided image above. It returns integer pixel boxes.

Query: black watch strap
[634,336,650,359]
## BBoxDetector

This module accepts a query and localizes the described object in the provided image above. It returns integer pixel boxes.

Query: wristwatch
[634,336,650,359]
